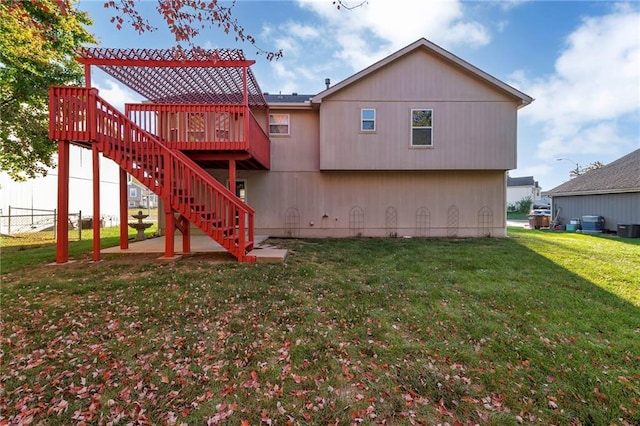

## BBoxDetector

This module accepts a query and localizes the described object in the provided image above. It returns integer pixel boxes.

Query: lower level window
[411,109,433,147]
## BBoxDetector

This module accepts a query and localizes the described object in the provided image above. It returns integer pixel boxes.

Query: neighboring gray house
[544,149,640,232]
[506,176,543,208]
[128,177,158,209]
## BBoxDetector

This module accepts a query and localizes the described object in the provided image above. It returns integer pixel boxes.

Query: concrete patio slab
[101,235,287,262]
[248,247,289,263]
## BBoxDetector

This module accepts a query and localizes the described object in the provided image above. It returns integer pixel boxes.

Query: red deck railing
[126,103,270,169]
[49,86,256,261]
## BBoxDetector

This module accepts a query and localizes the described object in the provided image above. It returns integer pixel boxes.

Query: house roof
[545,149,640,196]
[507,176,535,187]
[265,93,314,104]
[311,38,533,108]
[76,47,268,107]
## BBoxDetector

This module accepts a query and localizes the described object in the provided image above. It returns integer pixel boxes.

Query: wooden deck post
[229,159,236,193]
[56,140,70,263]
[182,227,190,253]
[84,64,91,87]
[164,208,175,258]
[119,168,129,249]
[92,144,101,261]
[179,215,191,253]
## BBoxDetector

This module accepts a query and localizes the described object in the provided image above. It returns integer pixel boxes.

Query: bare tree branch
[333,0,368,11]
[103,0,282,60]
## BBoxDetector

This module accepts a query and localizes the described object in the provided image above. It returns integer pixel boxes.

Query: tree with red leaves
[102,0,367,61]
[103,0,285,61]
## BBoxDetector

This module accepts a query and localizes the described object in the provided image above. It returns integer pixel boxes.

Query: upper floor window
[411,109,433,147]
[361,108,376,132]
[130,188,137,198]
[269,114,290,135]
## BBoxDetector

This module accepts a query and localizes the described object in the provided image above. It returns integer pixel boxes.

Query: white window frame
[360,108,376,132]
[269,114,290,136]
[410,109,433,147]
[129,188,137,198]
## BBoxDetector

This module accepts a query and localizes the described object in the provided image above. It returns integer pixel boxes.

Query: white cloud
[514,5,640,160]
[266,22,321,60]
[287,22,321,40]
[95,79,142,112]
[271,61,298,82]
[298,0,491,70]
[446,21,490,47]
[494,0,531,12]
[260,0,493,93]
[275,36,299,56]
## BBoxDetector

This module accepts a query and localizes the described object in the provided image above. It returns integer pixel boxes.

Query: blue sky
[79,0,640,192]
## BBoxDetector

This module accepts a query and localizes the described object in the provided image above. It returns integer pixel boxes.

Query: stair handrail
[79,86,253,215]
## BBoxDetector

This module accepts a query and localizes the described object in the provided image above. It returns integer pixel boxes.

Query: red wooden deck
[50,47,270,263]
[126,103,270,169]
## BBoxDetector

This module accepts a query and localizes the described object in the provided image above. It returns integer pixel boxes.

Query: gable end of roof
[311,38,533,107]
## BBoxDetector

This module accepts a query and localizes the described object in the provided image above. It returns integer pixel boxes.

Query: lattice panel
[415,207,431,237]
[349,206,364,237]
[447,205,459,238]
[478,206,494,237]
[284,207,300,237]
[77,47,267,107]
[385,206,398,237]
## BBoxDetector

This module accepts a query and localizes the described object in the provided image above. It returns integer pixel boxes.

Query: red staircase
[49,86,256,262]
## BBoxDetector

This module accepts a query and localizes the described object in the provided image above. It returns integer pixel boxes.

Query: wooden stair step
[201,218,223,227]
[191,205,208,213]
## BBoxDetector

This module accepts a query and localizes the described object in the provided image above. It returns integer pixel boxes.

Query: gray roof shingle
[546,149,640,196]
[507,176,535,187]
[264,93,314,104]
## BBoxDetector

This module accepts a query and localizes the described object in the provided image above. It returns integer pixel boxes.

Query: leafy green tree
[581,160,604,174]
[0,0,94,180]
[568,160,604,178]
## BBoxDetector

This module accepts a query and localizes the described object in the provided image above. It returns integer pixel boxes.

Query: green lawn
[506,211,529,220]
[0,225,158,274]
[1,228,638,425]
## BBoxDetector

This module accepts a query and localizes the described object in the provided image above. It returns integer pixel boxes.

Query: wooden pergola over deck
[53,47,270,263]
[76,47,268,107]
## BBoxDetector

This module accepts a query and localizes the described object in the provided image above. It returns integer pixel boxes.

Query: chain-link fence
[0,206,117,244]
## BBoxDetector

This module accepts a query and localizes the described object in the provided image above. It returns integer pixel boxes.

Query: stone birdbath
[129,210,153,241]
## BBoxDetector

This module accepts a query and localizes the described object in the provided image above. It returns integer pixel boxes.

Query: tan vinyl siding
[327,49,512,102]
[266,109,320,172]
[208,169,508,238]
[318,48,519,170]
[319,100,517,170]
[252,108,320,172]
[157,39,532,242]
